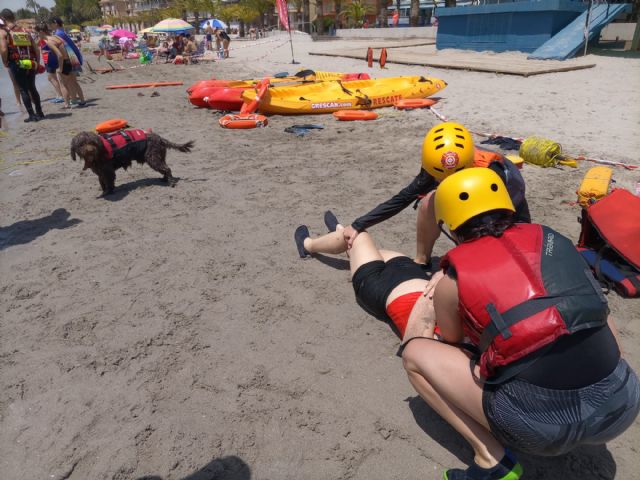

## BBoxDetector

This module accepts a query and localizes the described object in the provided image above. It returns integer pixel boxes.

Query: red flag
[276,0,291,32]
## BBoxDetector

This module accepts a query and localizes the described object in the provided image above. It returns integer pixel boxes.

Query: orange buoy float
[95,118,129,134]
[219,114,268,129]
[394,98,437,110]
[379,48,388,69]
[240,78,270,115]
[333,110,378,121]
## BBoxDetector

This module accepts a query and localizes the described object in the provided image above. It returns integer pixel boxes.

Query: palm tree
[410,0,419,26]
[26,0,41,17]
[341,0,370,28]
[316,0,324,34]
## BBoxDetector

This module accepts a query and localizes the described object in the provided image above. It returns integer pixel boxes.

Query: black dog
[70,130,194,195]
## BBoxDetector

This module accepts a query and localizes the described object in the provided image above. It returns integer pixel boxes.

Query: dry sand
[1,32,639,480]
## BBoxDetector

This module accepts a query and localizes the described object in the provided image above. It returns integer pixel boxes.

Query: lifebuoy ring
[95,118,129,134]
[219,114,268,129]
[394,98,437,110]
[332,110,378,121]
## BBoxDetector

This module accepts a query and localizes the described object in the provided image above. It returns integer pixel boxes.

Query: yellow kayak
[241,76,447,115]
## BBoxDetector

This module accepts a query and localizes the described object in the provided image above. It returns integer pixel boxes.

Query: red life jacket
[441,223,608,380]
[99,129,147,160]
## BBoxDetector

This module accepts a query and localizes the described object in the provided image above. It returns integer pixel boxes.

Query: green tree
[341,0,371,28]
[26,0,41,16]
[54,0,101,25]
[16,8,33,19]
[241,0,274,29]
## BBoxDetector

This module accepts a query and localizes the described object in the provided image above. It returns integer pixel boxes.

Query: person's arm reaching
[344,169,437,247]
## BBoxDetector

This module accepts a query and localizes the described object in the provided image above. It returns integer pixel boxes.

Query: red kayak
[205,88,245,111]
[188,86,229,107]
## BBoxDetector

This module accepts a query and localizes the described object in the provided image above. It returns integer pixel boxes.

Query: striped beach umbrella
[151,18,194,33]
[97,24,113,32]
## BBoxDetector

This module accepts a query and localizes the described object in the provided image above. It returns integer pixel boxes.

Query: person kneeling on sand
[400,168,640,479]
[295,211,443,343]
[339,122,530,269]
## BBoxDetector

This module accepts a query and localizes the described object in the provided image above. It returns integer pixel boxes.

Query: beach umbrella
[151,18,194,33]
[97,24,113,32]
[200,19,228,30]
[139,27,155,34]
[69,28,81,33]
[109,29,136,39]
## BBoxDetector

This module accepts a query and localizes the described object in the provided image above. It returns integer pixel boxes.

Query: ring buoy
[333,110,378,121]
[219,114,268,129]
[394,98,437,110]
[95,118,129,134]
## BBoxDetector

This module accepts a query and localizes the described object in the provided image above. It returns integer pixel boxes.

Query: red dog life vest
[99,129,147,162]
[441,224,608,380]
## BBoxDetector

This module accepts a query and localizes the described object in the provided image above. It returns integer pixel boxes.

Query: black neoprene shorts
[351,256,429,320]
[483,358,640,456]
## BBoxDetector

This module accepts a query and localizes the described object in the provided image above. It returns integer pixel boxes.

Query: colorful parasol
[151,18,194,33]
[109,29,136,39]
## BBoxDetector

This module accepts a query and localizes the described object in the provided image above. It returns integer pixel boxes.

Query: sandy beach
[1,32,639,480]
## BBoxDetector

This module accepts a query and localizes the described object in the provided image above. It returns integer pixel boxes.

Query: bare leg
[415,191,440,265]
[402,339,505,469]
[47,73,63,98]
[303,225,348,256]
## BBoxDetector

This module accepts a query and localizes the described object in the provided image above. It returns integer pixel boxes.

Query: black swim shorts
[483,358,640,456]
[351,256,429,320]
[60,59,72,75]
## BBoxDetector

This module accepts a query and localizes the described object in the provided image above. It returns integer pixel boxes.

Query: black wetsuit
[351,157,531,232]
[5,26,43,119]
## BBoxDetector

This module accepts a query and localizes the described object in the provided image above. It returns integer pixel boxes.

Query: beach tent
[151,18,194,33]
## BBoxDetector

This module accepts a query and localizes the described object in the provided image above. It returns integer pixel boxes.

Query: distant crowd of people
[0,9,85,122]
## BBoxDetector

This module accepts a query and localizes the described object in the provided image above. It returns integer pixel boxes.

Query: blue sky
[4,0,56,11]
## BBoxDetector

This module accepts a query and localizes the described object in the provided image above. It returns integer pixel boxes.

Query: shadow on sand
[0,208,81,250]
[136,455,251,480]
[102,177,178,201]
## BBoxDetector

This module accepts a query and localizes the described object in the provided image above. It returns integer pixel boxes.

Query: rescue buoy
[379,48,388,69]
[95,118,129,134]
[219,114,268,129]
[240,78,270,115]
[332,110,378,121]
[394,98,437,110]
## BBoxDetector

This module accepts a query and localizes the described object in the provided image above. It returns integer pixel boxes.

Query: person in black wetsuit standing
[0,9,44,122]
[340,122,531,268]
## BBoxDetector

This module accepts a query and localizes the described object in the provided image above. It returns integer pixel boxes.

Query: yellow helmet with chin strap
[422,122,475,182]
[435,168,515,231]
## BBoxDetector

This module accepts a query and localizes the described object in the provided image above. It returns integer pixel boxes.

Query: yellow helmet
[435,168,515,231]
[422,122,475,182]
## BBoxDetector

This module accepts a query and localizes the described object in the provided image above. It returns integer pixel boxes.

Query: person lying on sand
[400,168,639,480]
[339,122,530,269]
[295,210,443,344]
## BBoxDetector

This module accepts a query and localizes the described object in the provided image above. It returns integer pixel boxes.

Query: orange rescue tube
[95,118,128,133]
[240,78,270,115]
[106,81,184,90]
[333,110,378,121]
[219,114,268,129]
[394,98,437,110]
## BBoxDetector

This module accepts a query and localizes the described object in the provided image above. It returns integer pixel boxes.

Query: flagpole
[286,11,298,63]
